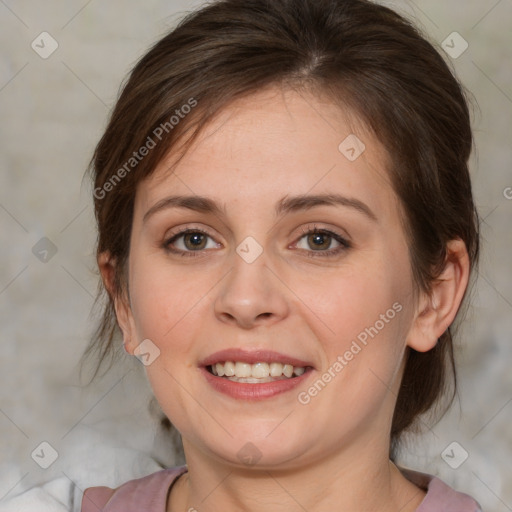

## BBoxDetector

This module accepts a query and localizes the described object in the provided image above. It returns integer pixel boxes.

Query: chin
[202,431,309,470]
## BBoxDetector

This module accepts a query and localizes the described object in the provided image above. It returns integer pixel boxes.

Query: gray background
[0,1,511,510]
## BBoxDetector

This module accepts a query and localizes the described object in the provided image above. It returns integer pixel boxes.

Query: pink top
[81,466,483,511]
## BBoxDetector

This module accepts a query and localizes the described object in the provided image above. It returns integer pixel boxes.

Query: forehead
[136,85,397,218]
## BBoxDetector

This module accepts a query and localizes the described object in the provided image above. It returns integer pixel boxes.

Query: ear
[406,239,470,352]
[98,252,137,355]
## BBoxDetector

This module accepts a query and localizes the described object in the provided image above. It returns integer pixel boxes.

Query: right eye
[164,228,221,257]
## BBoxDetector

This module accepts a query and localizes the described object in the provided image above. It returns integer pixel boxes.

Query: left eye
[296,229,344,251]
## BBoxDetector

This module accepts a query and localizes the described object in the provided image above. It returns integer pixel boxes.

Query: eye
[164,227,220,256]
[294,225,351,257]
[163,225,350,258]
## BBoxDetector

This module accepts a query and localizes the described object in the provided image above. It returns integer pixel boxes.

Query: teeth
[235,362,252,378]
[224,361,235,376]
[209,361,307,379]
[283,364,293,378]
[270,362,283,377]
[252,362,270,378]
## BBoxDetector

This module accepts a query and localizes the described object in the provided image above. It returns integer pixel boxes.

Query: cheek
[127,255,208,347]
[296,257,409,345]
[127,254,234,383]
[127,259,212,434]
[291,254,415,412]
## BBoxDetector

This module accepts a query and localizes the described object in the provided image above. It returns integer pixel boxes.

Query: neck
[168,440,425,512]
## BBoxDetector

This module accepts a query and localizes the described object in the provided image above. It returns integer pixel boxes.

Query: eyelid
[296,223,350,242]
[291,224,351,257]
[164,224,216,241]
[163,225,221,257]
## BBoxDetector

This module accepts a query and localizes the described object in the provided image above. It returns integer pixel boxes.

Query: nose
[213,250,290,329]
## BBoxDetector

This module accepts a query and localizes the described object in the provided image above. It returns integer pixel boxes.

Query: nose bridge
[213,240,289,328]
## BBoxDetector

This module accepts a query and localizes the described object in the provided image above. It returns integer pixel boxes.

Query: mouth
[206,361,309,383]
[199,349,314,399]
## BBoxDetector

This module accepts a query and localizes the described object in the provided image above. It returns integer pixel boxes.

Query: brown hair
[81,0,480,457]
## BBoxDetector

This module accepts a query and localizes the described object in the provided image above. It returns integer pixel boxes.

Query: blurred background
[0,1,511,510]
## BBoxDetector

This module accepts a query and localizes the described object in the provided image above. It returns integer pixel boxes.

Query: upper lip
[199,349,314,369]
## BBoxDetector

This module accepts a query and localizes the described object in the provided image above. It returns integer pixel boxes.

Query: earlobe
[406,239,470,353]
[98,251,137,355]
[112,295,136,354]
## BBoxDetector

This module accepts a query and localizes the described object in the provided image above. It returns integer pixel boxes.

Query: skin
[100,85,470,512]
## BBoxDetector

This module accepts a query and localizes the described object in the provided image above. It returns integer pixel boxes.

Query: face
[116,86,426,469]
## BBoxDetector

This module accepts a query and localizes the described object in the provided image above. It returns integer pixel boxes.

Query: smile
[200,349,314,399]
[208,361,306,382]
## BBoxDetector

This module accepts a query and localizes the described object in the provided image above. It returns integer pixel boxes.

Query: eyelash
[298,225,351,258]
[163,224,351,259]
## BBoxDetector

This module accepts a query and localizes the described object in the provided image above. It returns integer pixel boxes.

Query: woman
[81,0,482,510]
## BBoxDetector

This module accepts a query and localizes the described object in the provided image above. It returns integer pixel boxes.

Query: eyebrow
[142,193,377,223]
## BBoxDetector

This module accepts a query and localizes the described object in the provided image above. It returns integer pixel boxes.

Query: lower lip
[200,367,313,400]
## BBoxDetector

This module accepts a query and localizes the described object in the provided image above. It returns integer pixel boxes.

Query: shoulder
[81,465,188,512]
[401,468,483,512]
